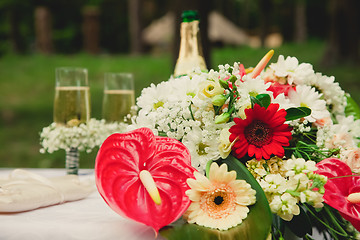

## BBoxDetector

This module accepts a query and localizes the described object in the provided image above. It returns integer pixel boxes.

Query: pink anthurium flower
[315,158,360,231]
[95,128,196,232]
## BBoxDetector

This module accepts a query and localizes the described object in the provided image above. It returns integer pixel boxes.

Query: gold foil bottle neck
[174,20,207,77]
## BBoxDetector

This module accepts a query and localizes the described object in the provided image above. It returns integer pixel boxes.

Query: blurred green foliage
[0,0,335,55]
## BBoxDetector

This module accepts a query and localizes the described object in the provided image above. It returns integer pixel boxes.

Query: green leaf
[250,96,263,108]
[219,79,229,90]
[256,94,271,109]
[345,94,360,120]
[160,155,272,240]
[285,107,311,121]
[228,75,237,85]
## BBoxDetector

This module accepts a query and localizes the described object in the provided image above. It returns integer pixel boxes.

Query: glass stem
[66,147,79,175]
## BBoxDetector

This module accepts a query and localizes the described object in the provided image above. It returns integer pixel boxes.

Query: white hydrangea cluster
[40,119,127,153]
[247,157,326,221]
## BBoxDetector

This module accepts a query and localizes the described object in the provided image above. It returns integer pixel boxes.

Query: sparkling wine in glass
[102,73,135,122]
[53,67,90,127]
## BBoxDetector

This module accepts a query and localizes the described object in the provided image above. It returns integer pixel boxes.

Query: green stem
[329,174,360,179]
[324,206,348,236]
[188,102,195,121]
[303,205,355,239]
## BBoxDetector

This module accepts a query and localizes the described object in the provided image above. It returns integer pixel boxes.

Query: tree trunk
[294,0,307,43]
[170,0,212,69]
[322,0,359,66]
[258,0,272,48]
[128,0,143,55]
[34,6,53,54]
[82,6,100,55]
[8,7,26,54]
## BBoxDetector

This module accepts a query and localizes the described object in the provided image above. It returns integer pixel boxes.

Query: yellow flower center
[300,102,308,108]
[197,143,208,156]
[200,186,236,219]
[153,101,164,109]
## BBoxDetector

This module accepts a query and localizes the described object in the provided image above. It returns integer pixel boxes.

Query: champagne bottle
[174,10,207,77]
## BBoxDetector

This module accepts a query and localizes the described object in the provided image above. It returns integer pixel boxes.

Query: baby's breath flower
[40,119,127,153]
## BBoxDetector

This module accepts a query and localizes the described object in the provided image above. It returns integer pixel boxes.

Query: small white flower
[300,190,324,208]
[283,158,317,177]
[259,174,287,194]
[39,119,127,153]
[269,193,300,221]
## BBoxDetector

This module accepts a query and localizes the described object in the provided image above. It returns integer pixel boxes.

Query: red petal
[315,158,360,231]
[265,103,280,118]
[255,148,262,160]
[248,144,256,158]
[261,148,270,159]
[229,125,245,134]
[95,128,196,232]
[272,135,291,144]
[233,141,249,158]
[262,144,273,157]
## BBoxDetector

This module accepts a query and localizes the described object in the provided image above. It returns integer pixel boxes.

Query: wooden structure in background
[82,6,100,55]
[128,0,144,55]
[34,6,53,54]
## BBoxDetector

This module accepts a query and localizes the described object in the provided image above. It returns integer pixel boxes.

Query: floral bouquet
[94,50,360,239]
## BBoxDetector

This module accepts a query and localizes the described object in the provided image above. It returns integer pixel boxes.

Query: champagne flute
[102,72,135,122]
[53,67,90,175]
[53,67,90,127]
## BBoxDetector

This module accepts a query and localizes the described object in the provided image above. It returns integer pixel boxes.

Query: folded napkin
[0,169,95,212]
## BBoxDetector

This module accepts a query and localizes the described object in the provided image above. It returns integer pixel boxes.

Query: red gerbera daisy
[229,103,292,160]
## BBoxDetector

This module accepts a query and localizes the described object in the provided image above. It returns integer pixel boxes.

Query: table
[0,168,327,240]
[0,168,163,240]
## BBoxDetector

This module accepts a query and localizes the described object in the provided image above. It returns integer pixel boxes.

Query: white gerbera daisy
[182,127,220,173]
[237,75,272,98]
[272,93,296,110]
[269,55,314,85]
[136,81,171,111]
[170,75,202,98]
[184,163,256,230]
[307,73,347,114]
[287,85,330,122]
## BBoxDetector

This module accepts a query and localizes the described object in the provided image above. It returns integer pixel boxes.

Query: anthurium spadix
[95,128,196,232]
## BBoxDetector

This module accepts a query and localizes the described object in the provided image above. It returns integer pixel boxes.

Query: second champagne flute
[102,72,135,122]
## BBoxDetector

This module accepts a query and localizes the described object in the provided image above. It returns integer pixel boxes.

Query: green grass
[0,41,359,169]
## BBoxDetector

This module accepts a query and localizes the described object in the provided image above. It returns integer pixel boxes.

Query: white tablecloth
[0,168,162,240]
[0,168,328,240]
